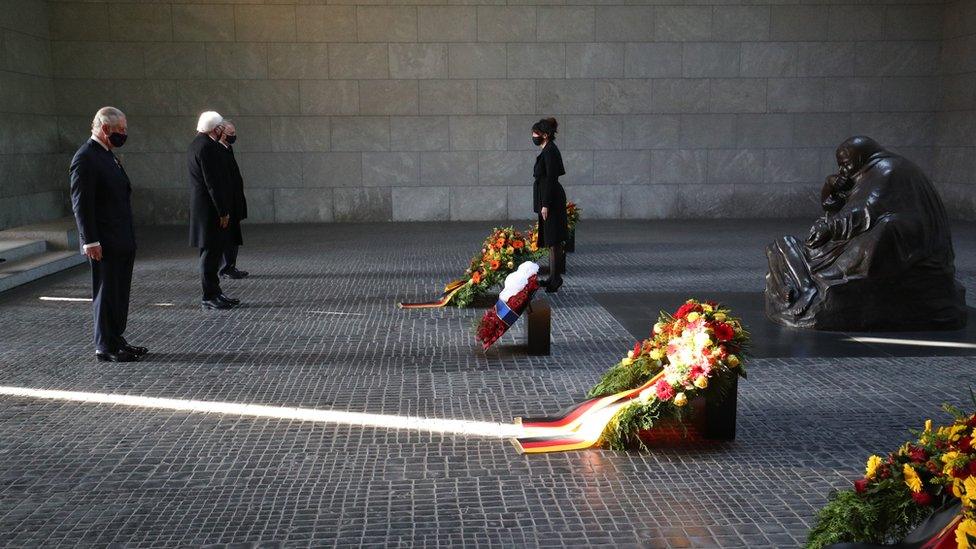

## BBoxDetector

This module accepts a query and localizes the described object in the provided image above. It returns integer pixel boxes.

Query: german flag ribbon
[512,371,665,454]
[398,279,466,309]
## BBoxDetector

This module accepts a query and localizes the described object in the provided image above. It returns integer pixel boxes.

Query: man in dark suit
[216,121,249,280]
[188,111,240,310]
[70,106,148,362]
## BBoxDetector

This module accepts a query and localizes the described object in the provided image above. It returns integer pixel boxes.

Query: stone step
[0,217,80,251]
[0,239,47,263]
[0,250,86,294]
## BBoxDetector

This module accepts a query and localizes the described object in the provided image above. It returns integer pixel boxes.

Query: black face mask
[109,132,127,148]
[226,135,237,145]
[532,135,544,146]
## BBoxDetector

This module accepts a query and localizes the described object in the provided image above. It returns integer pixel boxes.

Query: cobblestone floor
[0,219,974,548]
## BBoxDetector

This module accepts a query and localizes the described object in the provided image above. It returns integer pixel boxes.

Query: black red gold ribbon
[512,371,665,453]
[398,279,466,309]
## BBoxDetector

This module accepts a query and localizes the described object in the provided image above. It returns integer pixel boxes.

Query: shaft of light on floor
[847,336,976,349]
[0,385,567,439]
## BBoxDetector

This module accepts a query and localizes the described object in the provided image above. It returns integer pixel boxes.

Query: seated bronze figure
[765,136,967,331]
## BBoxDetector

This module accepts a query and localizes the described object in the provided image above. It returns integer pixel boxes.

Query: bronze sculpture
[765,136,967,331]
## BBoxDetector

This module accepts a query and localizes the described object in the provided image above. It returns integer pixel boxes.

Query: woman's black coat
[533,141,568,247]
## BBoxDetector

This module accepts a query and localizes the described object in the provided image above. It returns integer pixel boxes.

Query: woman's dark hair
[531,117,558,139]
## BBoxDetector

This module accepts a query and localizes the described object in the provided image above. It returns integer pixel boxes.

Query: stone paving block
[680,114,736,149]
[478,150,533,187]
[735,114,793,149]
[824,77,885,112]
[238,152,303,188]
[885,6,943,41]
[144,43,208,80]
[49,2,109,41]
[115,80,180,116]
[707,149,764,184]
[556,115,622,150]
[177,80,239,118]
[650,79,710,114]
[650,149,707,184]
[594,150,649,186]
[620,184,679,219]
[52,41,143,80]
[854,42,941,77]
[682,43,739,78]
[767,78,825,113]
[828,6,885,41]
[622,115,680,150]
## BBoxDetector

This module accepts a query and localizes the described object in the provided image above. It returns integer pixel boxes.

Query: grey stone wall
[937,0,976,220]
[20,0,967,223]
[0,0,64,231]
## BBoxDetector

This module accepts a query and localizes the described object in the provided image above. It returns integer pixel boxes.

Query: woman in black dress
[532,118,568,293]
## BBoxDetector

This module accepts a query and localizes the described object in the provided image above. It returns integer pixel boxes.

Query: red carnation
[674,302,700,319]
[968,415,976,427]
[926,460,939,473]
[712,322,735,342]
[911,491,933,506]
[952,466,967,479]
[853,479,868,494]
[633,342,642,358]
[655,379,675,401]
[958,436,973,452]
[908,445,928,463]
[968,460,976,476]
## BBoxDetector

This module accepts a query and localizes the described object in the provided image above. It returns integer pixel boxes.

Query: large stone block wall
[937,1,976,220]
[0,0,64,231]
[3,0,964,224]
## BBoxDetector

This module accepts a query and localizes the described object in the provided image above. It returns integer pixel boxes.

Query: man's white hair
[196,111,223,133]
[91,106,125,132]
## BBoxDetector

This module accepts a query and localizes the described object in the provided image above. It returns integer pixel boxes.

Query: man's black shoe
[96,349,140,362]
[202,298,234,310]
[220,269,249,279]
[119,338,149,356]
[217,294,240,306]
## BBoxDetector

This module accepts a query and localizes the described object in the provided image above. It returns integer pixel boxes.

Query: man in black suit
[188,111,240,310]
[70,106,148,362]
[216,121,249,280]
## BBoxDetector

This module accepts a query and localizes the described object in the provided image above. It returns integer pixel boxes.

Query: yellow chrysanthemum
[902,463,922,493]
[726,355,740,368]
[686,312,700,322]
[702,304,714,313]
[694,375,709,389]
[621,357,633,366]
[956,518,976,549]
[962,476,976,508]
[713,312,726,322]
[673,392,688,407]
[865,455,883,479]
[924,419,932,433]
[649,348,664,361]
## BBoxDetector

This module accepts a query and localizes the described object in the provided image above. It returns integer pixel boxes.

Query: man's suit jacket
[69,138,136,255]
[218,143,247,246]
[188,133,229,248]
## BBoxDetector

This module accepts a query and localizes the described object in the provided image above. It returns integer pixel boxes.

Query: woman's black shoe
[544,278,563,293]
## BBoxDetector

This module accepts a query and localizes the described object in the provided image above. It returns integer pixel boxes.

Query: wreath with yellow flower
[452,226,546,308]
[587,299,749,450]
[806,398,976,549]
